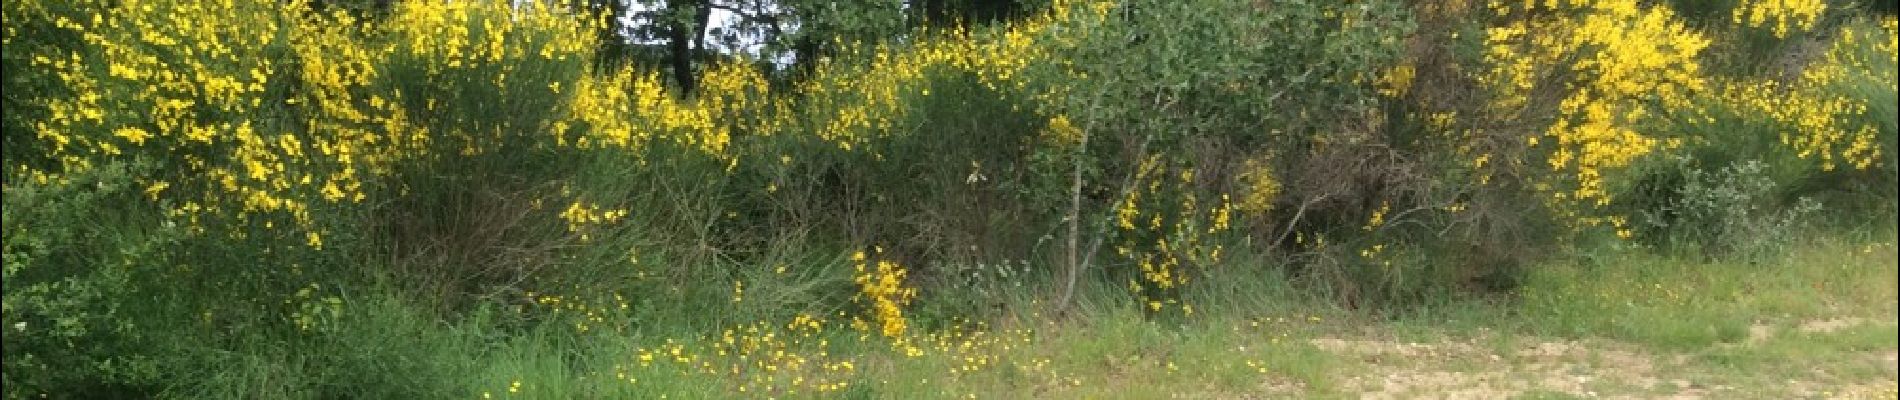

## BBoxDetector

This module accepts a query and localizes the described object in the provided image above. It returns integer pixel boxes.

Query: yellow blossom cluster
[8,0,820,251]
[1483,0,1709,232]
[612,313,1042,396]
[4,0,1142,257]
[8,0,622,248]
[797,39,951,150]
[521,290,631,334]
[1041,114,1085,147]
[1357,202,1400,269]
[1733,0,1827,38]
[1233,155,1282,215]
[1717,80,1882,171]
[562,60,778,168]
[1767,17,1897,171]
[20,0,313,238]
[1467,1,1897,238]
[1112,156,1236,316]
[851,248,917,345]
[1660,16,1892,172]
[562,67,660,151]
[789,0,1115,152]
[296,0,600,172]
[559,200,629,242]
[912,321,1036,376]
[626,317,859,395]
[1376,62,1417,98]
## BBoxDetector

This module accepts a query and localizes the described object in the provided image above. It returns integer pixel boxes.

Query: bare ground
[1312,318,1899,399]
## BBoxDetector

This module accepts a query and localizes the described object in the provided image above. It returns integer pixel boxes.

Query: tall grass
[1,0,1895,397]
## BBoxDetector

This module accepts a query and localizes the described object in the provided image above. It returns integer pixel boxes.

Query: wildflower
[1483,0,1709,229]
[1733,0,1826,38]
[113,127,152,145]
[144,181,170,200]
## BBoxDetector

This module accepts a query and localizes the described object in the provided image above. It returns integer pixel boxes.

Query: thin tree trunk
[666,0,711,94]
[668,20,695,93]
[1058,128,1088,315]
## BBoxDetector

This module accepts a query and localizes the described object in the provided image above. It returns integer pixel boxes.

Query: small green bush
[1636,160,1823,258]
[2,163,169,397]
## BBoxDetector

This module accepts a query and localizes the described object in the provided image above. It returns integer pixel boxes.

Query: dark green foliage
[2,164,169,397]
[3,1,1897,397]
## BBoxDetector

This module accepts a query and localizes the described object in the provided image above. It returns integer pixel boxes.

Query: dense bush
[2,163,168,396]
[2,0,1895,396]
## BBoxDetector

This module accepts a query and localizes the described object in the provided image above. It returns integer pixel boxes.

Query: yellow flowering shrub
[1667,16,1893,176]
[1112,156,1236,316]
[780,0,1115,154]
[1483,0,1709,231]
[8,0,807,252]
[11,0,1899,395]
[315,0,598,164]
[1771,17,1898,171]
[563,66,657,151]
[1715,80,1883,171]
[16,0,334,244]
[9,0,605,245]
[1233,155,1282,215]
[851,248,917,346]
[1732,0,1827,38]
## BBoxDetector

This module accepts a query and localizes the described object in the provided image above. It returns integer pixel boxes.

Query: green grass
[6,137,1896,399]
[7,1,1898,398]
[1513,231,1896,346]
[821,227,1894,398]
[9,217,1893,399]
[115,227,1890,398]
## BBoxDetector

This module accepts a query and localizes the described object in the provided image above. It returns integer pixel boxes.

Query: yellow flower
[1733,0,1826,38]
[113,127,152,145]
[144,181,170,200]
[1376,62,1415,97]
[1042,114,1083,146]
[1483,0,1708,227]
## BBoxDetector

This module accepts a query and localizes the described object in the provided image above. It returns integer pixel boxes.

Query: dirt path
[1312,319,1899,399]
[1313,336,1673,399]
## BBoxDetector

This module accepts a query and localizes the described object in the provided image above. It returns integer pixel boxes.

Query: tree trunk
[668,18,696,93]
